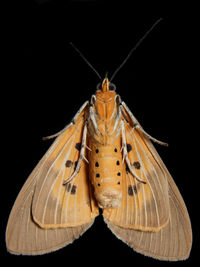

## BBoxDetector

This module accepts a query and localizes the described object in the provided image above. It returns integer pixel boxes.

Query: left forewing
[32,115,98,229]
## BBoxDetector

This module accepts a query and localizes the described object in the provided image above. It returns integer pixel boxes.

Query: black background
[1,0,198,266]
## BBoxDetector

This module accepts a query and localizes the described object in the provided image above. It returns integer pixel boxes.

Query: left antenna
[70,42,102,80]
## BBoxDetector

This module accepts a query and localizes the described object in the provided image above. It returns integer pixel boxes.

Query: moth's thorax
[88,90,120,145]
[95,90,116,120]
[88,136,123,209]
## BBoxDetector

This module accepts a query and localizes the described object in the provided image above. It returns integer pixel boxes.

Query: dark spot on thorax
[114,148,117,152]
[133,161,141,169]
[65,160,73,167]
[127,144,132,152]
[75,142,81,151]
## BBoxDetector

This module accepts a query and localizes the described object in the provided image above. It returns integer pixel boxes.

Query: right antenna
[110,18,163,82]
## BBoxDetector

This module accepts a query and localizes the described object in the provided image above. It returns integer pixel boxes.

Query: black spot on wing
[127,144,132,152]
[65,160,73,167]
[128,185,133,196]
[75,142,81,151]
[71,185,77,195]
[133,161,141,169]
[128,185,138,196]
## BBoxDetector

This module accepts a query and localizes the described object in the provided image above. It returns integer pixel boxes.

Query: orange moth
[6,20,192,260]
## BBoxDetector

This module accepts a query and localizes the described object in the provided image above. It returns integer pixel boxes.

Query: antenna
[70,42,102,80]
[110,18,163,82]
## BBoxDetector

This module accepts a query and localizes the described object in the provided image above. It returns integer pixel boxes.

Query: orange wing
[6,104,99,255]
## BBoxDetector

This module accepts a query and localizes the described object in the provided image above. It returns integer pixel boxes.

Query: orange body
[87,79,123,208]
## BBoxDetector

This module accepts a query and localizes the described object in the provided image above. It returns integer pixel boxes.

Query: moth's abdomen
[88,138,123,209]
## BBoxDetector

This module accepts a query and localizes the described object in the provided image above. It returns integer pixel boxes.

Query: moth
[6,21,192,260]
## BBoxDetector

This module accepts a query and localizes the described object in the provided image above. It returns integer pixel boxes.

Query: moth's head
[96,78,116,92]
[95,78,116,102]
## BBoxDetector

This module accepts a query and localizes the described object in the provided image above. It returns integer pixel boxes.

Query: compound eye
[109,83,116,91]
[96,82,116,91]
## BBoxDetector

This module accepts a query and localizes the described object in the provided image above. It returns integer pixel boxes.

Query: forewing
[6,106,99,255]
[32,115,98,228]
[103,120,169,231]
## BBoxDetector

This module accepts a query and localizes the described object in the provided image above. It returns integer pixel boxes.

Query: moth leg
[121,101,168,146]
[121,120,146,184]
[109,95,124,135]
[88,96,101,135]
[115,94,129,123]
[85,144,92,151]
[110,103,122,135]
[90,95,100,118]
[133,125,168,146]
[109,95,118,120]
[63,122,88,185]
[43,101,89,140]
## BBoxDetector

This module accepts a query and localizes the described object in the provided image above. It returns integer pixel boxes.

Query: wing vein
[63,145,79,224]
[54,167,65,224]
[130,130,165,198]
[34,133,75,215]
[41,139,75,224]
[132,133,147,227]
[133,133,160,228]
